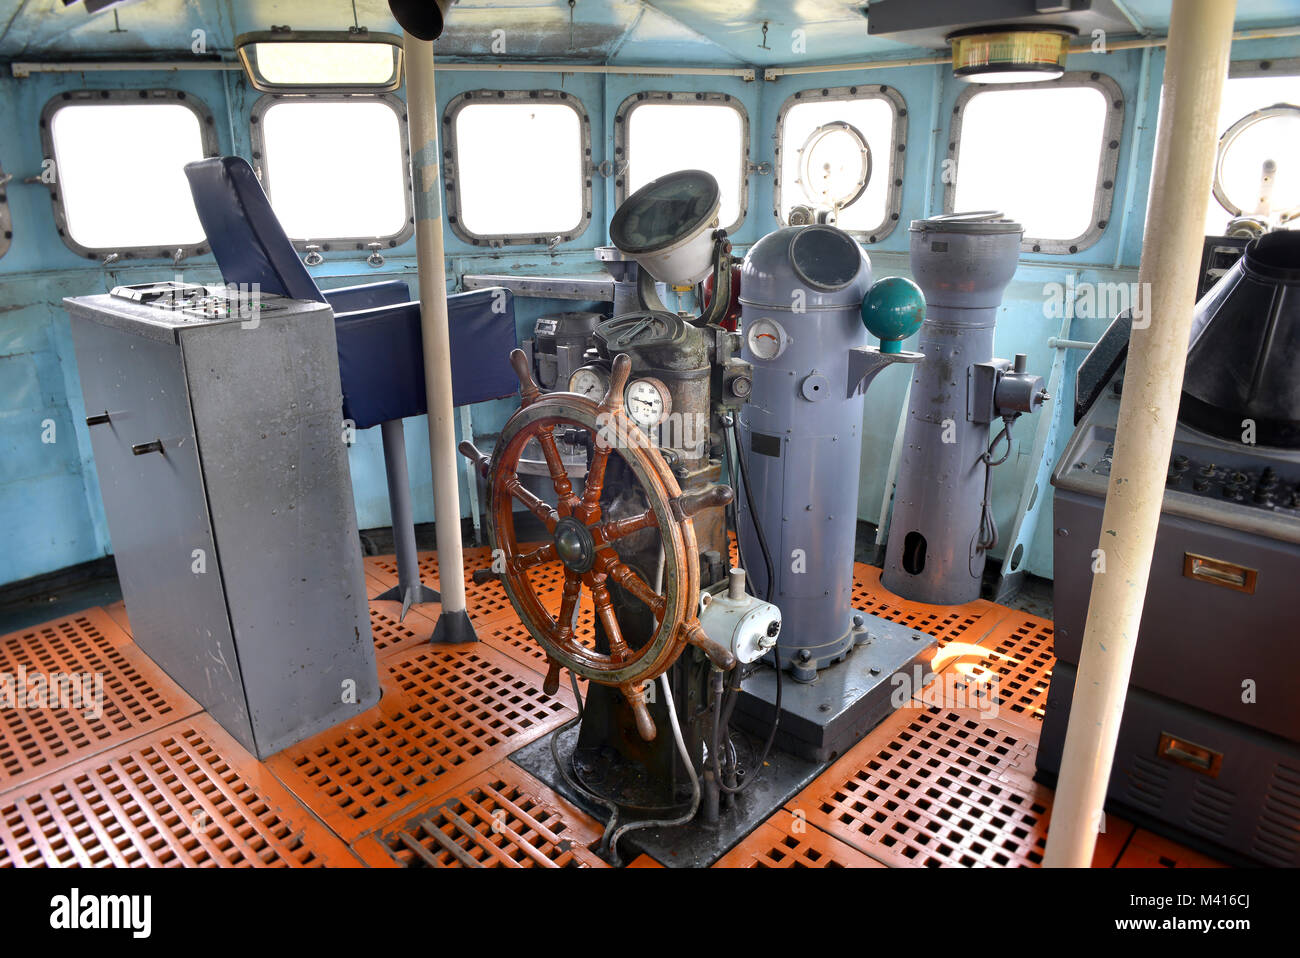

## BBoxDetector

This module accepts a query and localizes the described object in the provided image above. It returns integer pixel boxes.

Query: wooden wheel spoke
[593,509,658,546]
[599,555,667,620]
[590,578,631,662]
[504,474,559,531]
[555,570,582,638]
[576,437,611,524]
[509,543,557,575]
[536,429,580,516]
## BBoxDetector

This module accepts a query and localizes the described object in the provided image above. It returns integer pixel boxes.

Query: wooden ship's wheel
[461,351,733,742]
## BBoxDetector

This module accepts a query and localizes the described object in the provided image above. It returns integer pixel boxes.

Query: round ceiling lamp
[948,26,1075,84]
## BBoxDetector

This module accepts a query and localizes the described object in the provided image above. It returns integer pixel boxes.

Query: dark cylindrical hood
[1180,230,1300,448]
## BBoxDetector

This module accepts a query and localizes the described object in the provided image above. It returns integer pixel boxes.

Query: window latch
[366,242,385,268]
[304,244,324,267]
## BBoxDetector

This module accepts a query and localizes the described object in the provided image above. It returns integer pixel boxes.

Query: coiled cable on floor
[603,672,699,864]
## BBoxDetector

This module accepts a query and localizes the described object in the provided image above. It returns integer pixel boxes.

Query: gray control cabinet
[67,291,379,758]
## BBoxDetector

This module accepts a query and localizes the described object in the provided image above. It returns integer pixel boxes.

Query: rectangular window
[777,89,903,241]
[252,95,411,244]
[42,92,216,257]
[444,91,590,246]
[948,74,1123,253]
[619,94,748,233]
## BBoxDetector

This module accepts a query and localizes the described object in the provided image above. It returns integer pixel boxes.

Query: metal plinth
[510,722,825,868]
[734,612,940,763]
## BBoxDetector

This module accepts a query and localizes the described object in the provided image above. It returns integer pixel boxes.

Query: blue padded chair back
[183,157,325,302]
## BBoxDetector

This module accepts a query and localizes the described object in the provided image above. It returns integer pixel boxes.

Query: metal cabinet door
[70,316,254,749]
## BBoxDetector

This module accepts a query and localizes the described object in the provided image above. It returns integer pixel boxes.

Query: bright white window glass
[261,100,407,239]
[454,102,583,237]
[627,103,744,228]
[1204,75,1300,234]
[251,42,398,87]
[953,85,1109,241]
[780,98,895,233]
[50,103,206,250]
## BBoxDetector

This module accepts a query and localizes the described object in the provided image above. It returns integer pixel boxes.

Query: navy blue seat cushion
[335,288,518,429]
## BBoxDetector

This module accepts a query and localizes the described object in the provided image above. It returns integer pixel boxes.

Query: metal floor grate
[930,614,1054,730]
[714,810,885,868]
[366,604,433,660]
[788,706,1053,867]
[366,547,519,625]
[267,642,574,842]
[0,715,358,867]
[353,761,606,868]
[852,564,1009,646]
[0,610,200,794]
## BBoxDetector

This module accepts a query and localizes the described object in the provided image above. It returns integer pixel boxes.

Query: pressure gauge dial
[625,377,672,430]
[568,365,610,400]
[746,317,790,361]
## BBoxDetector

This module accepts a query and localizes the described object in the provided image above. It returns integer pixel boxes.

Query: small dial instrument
[746,316,790,361]
[624,377,673,430]
[567,365,610,400]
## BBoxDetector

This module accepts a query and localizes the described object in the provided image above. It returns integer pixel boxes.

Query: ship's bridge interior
[0,0,1298,889]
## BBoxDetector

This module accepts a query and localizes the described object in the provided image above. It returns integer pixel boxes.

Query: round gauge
[746,317,789,361]
[624,377,672,430]
[567,365,610,400]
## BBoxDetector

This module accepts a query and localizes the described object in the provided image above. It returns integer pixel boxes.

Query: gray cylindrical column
[882,214,1022,605]
[737,226,873,678]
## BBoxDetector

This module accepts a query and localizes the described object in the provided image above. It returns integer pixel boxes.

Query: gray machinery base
[734,611,940,764]
[511,611,939,866]
[511,721,826,868]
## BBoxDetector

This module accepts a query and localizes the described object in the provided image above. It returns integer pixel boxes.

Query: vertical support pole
[404,34,476,643]
[375,418,440,619]
[1044,0,1235,867]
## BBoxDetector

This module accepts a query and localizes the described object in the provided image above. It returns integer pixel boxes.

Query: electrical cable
[711,417,782,794]
[977,416,1017,552]
[604,672,700,864]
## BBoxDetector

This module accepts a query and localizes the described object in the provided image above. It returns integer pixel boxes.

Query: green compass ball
[861,276,926,353]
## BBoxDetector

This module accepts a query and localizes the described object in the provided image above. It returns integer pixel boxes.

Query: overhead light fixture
[235,28,404,93]
[948,26,1075,84]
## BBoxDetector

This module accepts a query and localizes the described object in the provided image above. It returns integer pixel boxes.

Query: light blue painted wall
[1,30,1297,587]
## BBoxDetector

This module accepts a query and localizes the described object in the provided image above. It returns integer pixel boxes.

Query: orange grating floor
[0,549,1226,869]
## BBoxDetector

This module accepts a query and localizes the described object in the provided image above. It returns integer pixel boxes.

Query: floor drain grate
[354,761,606,867]
[715,810,885,868]
[0,715,358,867]
[268,643,573,842]
[0,610,200,794]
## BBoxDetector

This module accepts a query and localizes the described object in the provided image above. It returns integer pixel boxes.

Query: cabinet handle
[86,412,111,426]
[132,439,164,456]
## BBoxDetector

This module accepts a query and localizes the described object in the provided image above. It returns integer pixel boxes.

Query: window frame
[614,91,751,235]
[0,159,10,260]
[40,89,219,261]
[249,91,415,253]
[235,29,405,94]
[774,84,907,244]
[945,71,1125,255]
[442,89,593,248]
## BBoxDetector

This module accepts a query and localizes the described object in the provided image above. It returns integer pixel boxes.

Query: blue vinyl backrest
[183,156,325,302]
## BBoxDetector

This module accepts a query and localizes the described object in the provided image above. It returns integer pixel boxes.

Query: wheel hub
[554,516,597,573]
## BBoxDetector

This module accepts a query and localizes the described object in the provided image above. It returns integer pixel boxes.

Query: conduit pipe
[1043,0,1236,868]
[404,33,474,643]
